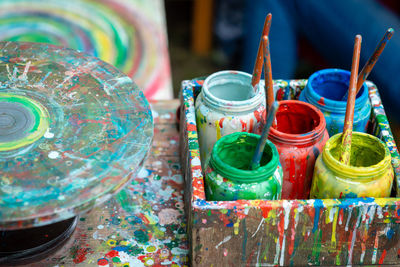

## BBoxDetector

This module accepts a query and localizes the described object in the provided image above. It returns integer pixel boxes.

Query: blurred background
[165,0,400,144]
[0,0,398,143]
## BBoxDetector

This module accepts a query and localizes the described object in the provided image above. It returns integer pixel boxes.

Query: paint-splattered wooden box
[179,79,400,266]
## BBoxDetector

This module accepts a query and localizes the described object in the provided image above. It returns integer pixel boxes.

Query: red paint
[248,118,254,133]
[317,97,325,106]
[73,248,89,264]
[268,100,328,199]
[240,119,247,131]
[378,249,387,265]
[106,250,119,258]
[253,109,262,122]
[219,118,225,128]
[98,258,109,266]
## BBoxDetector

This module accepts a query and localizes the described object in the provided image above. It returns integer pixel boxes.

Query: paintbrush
[341,28,394,101]
[251,13,272,90]
[340,35,362,165]
[250,101,279,170]
[262,35,274,111]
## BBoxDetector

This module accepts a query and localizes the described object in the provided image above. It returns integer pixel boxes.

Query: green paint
[0,93,49,151]
[211,132,278,182]
[112,257,121,263]
[205,132,282,201]
[133,229,149,244]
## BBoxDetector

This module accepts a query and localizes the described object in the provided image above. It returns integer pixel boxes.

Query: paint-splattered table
[16,100,189,267]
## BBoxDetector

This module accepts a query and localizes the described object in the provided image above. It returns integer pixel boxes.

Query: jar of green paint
[310,132,394,199]
[204,132,283,201]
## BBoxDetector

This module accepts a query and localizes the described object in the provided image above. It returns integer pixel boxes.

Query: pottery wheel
[0,41,153,230]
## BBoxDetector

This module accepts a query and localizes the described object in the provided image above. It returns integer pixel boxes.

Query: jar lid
[210,132,279,183]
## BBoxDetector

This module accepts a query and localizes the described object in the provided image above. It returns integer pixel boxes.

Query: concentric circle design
[0,93,49,151]
[0,42,153,230]
[0,0,172,99]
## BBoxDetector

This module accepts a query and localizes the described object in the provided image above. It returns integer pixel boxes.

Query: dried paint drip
[268,100,329,199]
[311,132,394,199]
[0,0,172,99]
[0,41,153,229]
[205,132,282,201]
[299,69,371,136]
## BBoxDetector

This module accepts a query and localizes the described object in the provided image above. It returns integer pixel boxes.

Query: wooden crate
[179,79,400,266]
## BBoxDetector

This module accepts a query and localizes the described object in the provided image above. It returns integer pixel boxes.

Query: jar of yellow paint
[195,71,266,166]
[310,132,394,199]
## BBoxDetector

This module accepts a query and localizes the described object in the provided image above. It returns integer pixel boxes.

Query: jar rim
[269,100,327,145]
[210,132,279,183]
[305,68,369,112]
[201,70,264,112]
[322,132,391,178]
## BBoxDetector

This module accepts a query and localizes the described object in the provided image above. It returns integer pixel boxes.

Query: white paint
[48,151,59,159]
[215,235,232,249]
[44,129,55,138]
[280,234,286,266]
[97,224,104,229]
[171,247,188,255]
[251,219,264,238]
[283,200,291,230]
[274,236,280,265]
[345,207,353,231]
[347,211,362,265]
[329,207,337,223]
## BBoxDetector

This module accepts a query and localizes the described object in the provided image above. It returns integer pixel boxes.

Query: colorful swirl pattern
[0,0,172,99]
[0,42,153,229]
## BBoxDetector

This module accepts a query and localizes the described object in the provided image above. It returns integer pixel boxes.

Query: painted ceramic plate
[0,42,153,229]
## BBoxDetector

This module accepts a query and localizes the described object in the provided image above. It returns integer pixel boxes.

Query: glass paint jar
[299,69,371,136]
[310,132,393,199]
[204,132,282,201]
[268,100,329,199]
[195,70,265,166]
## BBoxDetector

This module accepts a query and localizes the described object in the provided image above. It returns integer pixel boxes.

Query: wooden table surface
[18,100,188,267]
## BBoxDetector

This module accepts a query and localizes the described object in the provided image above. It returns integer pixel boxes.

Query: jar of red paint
[268,100,329,199]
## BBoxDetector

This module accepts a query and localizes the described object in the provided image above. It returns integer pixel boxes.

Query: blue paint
[312,199,323,233]
[338,197,375,209]
[299,69,371,136]
[387,228,394,239]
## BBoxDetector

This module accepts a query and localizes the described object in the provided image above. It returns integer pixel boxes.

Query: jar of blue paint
[299,69,371,136]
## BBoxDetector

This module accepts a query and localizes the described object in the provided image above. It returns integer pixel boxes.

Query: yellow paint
[234,217,240,235]
[331,209,338,247]
[106,239,117,246]
[215,120,221,140]
[94,30,113,63]
[311,133,393,199]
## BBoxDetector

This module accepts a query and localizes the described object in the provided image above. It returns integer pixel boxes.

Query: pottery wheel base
[0,216,78,265]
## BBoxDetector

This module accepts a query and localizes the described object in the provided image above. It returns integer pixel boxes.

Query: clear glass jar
[204,132,283,201]
[195,70,266,165]
[310,132,394,199]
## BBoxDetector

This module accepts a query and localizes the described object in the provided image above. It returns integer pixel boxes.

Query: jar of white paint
[195,70,266,167]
